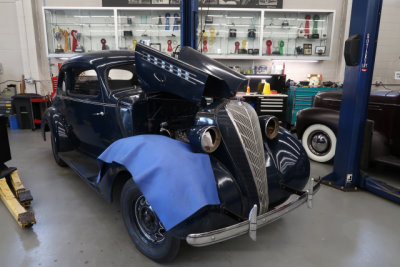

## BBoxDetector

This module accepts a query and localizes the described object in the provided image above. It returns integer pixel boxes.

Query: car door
[64,66,107,156]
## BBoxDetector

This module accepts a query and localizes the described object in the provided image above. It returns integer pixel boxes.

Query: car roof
[317,89,400,104]
[62,50,136,70]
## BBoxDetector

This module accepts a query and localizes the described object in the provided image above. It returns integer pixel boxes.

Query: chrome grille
[225,101,269,213]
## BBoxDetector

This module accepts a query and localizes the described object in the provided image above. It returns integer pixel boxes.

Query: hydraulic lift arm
[0,177,35,227]
[0,115,36,228]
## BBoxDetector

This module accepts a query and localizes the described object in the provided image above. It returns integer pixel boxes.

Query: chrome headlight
[260,115,279,140]
[200,126,221,153]
[188,126,221,153]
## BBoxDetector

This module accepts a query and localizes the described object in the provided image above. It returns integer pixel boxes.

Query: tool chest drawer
[287,87,342,125]
[243,94,288,124]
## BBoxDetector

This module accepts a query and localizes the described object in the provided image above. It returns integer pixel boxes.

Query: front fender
[41,107,73,152]
[41,107,55,141]
[265,128,310,207]
[296,107,340,139]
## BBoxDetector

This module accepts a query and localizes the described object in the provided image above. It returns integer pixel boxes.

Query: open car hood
[135,43,247,104]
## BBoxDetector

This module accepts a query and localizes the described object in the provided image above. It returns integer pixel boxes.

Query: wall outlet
[0,63,3,74]
[395,71,400,80]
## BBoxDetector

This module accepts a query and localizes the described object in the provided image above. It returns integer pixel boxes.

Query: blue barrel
[8,115,19,130]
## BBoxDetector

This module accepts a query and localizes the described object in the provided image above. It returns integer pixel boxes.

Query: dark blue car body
[42,44,314,259]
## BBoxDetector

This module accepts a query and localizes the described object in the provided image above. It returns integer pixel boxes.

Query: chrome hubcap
[307,131,331,156]
[134,196,166,243]
[311,134,329,153]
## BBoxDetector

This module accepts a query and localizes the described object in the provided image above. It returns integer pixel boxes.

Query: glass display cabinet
[197,9,262,59]
[117,8,180,53]
[43,8,115,57]
[43,7,335,60]
[262,10,334,59]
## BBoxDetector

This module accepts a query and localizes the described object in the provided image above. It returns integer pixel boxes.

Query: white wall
[0,1,23,91]
[0,0,52,94]
[372,0,400,90]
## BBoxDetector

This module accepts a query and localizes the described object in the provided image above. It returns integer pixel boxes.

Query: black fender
[296,107,340,139]
[209,156,244,218]
[96,154,244,239]
[41,107,74,152]
[96,162,131,203]
[169,156,244,238]
[264,128,310,207]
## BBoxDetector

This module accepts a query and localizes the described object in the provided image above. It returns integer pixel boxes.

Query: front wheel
[301,124,336,163]
[121,179,180,263]
[51,131,67,167]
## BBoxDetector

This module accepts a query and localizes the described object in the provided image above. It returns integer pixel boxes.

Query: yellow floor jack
[0,167,35,227]
[0,115,36,228]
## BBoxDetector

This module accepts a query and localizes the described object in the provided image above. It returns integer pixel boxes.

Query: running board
[374,155,400,168]
[58,150,100,182]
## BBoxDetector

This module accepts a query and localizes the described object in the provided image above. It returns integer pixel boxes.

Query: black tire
[121,179,180,263]
[51,131,67,167]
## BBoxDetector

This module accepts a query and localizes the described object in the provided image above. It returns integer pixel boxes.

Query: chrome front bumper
[186,178,320,247]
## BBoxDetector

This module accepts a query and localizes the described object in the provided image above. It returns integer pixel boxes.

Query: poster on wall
[102,0,283,8]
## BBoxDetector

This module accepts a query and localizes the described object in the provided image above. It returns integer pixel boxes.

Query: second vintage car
[296,89,400,165]
[42,43,319,262]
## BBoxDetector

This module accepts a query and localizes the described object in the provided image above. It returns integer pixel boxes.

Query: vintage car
[42,43,319,262]
[296,89,400,165]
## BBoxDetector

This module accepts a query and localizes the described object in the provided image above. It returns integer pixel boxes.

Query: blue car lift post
[180,0,198,49]
[323,0,400,203]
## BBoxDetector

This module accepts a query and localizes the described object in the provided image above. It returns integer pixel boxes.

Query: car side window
[68,68,100,97]
[106,64,139,91]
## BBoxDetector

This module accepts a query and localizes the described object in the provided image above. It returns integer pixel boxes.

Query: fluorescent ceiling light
[273,60,319,63]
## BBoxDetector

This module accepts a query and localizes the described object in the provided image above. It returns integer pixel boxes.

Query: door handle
[92,111,104,116]
[153,72,166,83]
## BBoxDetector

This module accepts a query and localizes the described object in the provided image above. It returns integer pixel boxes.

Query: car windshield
[106,64,139,91]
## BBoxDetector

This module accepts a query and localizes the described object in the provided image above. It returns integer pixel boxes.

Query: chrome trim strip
[260,99,285,101]
[260,110,282,113]
[186,180,320,247]
[260,105,284,107]
[61,96,117,108]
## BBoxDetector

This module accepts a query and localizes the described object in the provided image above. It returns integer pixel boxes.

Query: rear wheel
[301,124,336,163]
[121,179,180,263]
[51,131,67,167]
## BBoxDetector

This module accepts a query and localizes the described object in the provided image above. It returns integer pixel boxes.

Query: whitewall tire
[301,124,336,163]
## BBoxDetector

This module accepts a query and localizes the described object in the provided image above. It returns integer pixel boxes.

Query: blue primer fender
[97,135,220,230]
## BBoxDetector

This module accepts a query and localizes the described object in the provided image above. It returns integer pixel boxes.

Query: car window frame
[57,71,66,96]
[66,66,103,100]
[104,61,138,93]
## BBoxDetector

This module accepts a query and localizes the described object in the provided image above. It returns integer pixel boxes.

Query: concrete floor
[1,129,400,267]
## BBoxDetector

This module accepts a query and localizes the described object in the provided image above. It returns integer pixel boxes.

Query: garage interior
[1,0,399,266]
